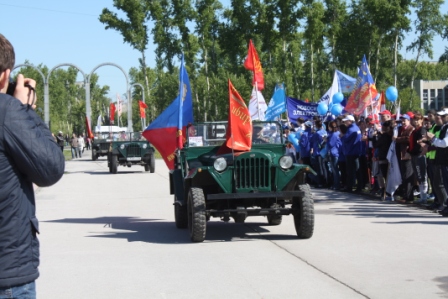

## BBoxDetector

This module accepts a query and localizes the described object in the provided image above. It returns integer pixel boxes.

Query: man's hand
[13,74,37,109]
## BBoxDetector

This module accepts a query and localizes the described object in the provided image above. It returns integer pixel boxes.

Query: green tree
[99,0,153,117]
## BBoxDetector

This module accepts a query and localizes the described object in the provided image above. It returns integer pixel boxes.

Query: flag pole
[251,45,261,120]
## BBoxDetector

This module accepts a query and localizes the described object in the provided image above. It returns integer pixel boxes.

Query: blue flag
[143,54,194,169]
[286,97,318,123]
[336,70,357,93]
[264,83,286,121]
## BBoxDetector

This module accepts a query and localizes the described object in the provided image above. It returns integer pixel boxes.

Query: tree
[406,0,446,94]
[99,0,153,120]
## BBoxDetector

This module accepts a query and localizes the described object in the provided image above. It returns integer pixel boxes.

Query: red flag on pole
[218,79,252,154]
[85,116,94,139]
[109,103,116,124]
[244,39,264,91]
[139,100,148,118]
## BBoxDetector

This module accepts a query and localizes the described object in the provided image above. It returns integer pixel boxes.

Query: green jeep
[107,132,156,174]
[169,121,315,242]
[91,132,114,161]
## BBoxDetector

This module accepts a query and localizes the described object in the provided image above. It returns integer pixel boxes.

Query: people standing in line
[327,120,341,190]
[78,133,85,157]
[0,33,65,299]
[56,131,65,152]
[358,119,369,191]
[421,111,448,211]
[70,133,79,159]
[425,108,448,216]
[408,112,429,204]
[394,114,415,202]
[310,120,326,187]
[338,124,348,190]
[372,120,393,200]
[299,121,313,166]
[341,115,362,192]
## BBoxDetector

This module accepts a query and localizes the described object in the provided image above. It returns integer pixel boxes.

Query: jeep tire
[109,154,118,174]
[292,184,314,239]
[149,154,155,173]
[187,187,206,242]
[92,149,98,161]
[174,196,188,229]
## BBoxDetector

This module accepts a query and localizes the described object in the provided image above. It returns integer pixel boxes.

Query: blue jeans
[0,281,36,299]
[329,155,340,189]
[71,147,78,158]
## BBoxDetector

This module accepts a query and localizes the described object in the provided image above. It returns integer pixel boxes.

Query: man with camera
[0,34,65,298]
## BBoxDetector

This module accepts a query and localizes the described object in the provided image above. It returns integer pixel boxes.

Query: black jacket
[0,94,65,288]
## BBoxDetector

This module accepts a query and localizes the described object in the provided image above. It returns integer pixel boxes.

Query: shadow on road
[44,216,302,244]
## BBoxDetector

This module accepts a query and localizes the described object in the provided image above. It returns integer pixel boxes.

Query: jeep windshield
[187,121,283,147]
[95,132,144,142]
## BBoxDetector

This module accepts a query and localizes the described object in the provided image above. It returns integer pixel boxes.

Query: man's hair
[0,34,15,74]
[426,109,436,116]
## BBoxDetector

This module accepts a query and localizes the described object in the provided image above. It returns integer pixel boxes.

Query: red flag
[85,116,94,139]
[244,40,264,91]
[346,83,378,115]
[109,103,116,124]
[219,80,252,154]
[139,100,148,118]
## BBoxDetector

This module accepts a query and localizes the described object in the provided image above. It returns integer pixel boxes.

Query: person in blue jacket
[299,121,313,166]
[327,120,342,190]
[310,120,326,187]
[0,34,65,298]
[341,115,362,192]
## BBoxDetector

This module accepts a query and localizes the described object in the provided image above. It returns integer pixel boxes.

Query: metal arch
[130,83,145,128]
[47,63,88,129]
[89,62,131,131]
[12,64,48,125]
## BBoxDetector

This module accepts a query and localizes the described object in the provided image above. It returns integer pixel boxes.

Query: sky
[0,0,447,100]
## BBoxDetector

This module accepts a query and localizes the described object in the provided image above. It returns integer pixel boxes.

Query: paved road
[35,154,448,299]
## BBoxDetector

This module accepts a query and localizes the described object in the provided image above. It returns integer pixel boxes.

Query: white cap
[437,109,448,116]
[304,121,313,127]
[342,115,355,122]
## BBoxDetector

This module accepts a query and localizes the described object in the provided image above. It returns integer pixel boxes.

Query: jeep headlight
[120,144,125,150]
[142,143,147,149]
[213,157,227,172]
[279,155,293,169]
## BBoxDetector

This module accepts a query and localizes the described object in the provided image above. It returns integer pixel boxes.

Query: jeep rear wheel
[292,184,314,239]
[144,164,150,172]
[149,154,155,173]
[92,149,98,161]
[109,155,118,174]
[187,187,206,242]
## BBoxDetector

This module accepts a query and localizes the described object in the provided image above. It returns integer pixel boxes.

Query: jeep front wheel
[292,184,314,239]
[109,155,118,174]
[187,187,206,242]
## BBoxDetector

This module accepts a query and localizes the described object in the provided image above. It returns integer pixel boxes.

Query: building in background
[414,80,448,111]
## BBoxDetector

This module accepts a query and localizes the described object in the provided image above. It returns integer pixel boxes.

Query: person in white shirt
[77,133,85,158]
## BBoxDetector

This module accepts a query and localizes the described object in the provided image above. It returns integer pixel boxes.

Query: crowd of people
[52,132,91,159]
[282,108,448,216]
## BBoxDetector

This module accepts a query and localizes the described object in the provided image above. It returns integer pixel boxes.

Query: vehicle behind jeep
[170,121,315,242]
[107,132,155,174]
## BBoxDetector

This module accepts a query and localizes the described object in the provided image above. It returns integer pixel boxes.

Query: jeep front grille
[235,156,270,191]
[100,143,109,151]
[126,144,141,157]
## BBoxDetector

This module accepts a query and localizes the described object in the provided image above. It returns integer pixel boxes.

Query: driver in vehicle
[252,124,270,143]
